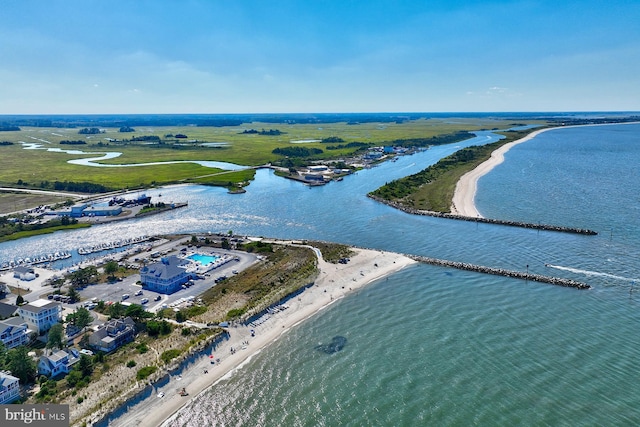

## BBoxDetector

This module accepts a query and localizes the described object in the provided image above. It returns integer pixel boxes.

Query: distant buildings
[0,372,20,404]
[17,299,62,334]
[89,317,136,353]
[0,317,31,349]
[38,349,80,378]
[140,256,192,294]
[58,203,122,218]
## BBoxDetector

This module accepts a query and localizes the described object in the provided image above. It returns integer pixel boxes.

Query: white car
[80,349,93,356]
[157,392,165,398]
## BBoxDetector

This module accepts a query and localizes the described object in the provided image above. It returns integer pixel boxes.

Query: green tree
[46,323,65,350]
[77,354,94,377]
[69,266,98,287]
[125,304,151,322]
[66,369,83,387]
[15,294,24,306]
[79,334,90,349]
[67,287,80,303]
[7,346,36,383]
[107,302,126,319]
[67,307,93,329]
[104,261,119,278]
[0,342,7,368]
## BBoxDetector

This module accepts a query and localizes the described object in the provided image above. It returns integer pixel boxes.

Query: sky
[1,0,639,114]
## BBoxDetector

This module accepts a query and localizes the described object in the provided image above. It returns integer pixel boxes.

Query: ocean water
[2,123,640,425]
[160,123,640,427]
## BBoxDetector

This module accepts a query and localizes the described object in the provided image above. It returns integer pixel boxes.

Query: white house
[0,317,31,349]
[17,299,62,334]
[38,349,80,378]
[0,371,20,404]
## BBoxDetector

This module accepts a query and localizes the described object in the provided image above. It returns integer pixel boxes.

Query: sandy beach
[110,246,417,427]
[450,121,640,217]
[450,127,556,217]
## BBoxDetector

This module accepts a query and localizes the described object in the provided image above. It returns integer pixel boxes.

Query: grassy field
[0,118,546,193]
[0,191,74,214]
[0,222,91,243]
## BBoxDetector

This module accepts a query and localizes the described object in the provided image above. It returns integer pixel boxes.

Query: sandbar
[109,245,417,427]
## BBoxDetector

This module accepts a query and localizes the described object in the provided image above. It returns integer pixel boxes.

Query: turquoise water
[187,253,219,267]
[2,124,640,425]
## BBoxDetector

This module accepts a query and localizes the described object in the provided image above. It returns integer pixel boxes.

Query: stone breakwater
[409,255,591,289]
[367,195,598,235]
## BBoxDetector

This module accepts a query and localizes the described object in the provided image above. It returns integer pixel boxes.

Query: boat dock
[409,255,591,289]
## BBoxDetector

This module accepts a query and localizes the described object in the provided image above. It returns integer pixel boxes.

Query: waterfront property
[89,317,136,353]
[0,317,31,349]
[38,348,80,378]
[140,256,192,294]
[17,299,62,334]
[57,202,123,218]
[0,371,20,404]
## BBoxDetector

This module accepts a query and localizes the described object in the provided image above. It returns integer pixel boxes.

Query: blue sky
[1,0,639,114]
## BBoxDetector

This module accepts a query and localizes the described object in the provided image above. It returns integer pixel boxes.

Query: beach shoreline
[450,127,555,217]
[450,121,640,218]
[108,246,417,427]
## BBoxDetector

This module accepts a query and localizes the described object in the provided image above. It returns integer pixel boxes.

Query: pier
[368,195,598,235]
[409,255,591,289]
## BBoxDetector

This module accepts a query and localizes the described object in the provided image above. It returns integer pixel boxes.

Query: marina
[77,235,150,255]
[0,251,71,270]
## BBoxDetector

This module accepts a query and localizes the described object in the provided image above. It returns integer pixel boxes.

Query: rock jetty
[368,195,598,235]
[409,255,591,289]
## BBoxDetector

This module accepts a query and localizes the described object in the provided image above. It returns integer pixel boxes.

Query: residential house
[37,349,80,378]
[89,317,136,353]
[0,302,18,320]
[140,256,191,294]
[0,372,20,404]
[17,299,62,334]
[0,317,31,349]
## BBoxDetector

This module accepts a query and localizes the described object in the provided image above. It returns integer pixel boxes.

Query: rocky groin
[368,195,598,235]
[409,255,591,289]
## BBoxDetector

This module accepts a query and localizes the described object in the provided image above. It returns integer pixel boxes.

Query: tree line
[272,146,323,157]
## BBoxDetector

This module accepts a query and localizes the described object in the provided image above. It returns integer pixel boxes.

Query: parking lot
[74,244,258,313]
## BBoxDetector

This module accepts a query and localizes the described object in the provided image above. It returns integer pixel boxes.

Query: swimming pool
[187,253,220,267]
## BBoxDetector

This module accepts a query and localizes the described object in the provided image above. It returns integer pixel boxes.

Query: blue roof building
[140,256,192,294]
